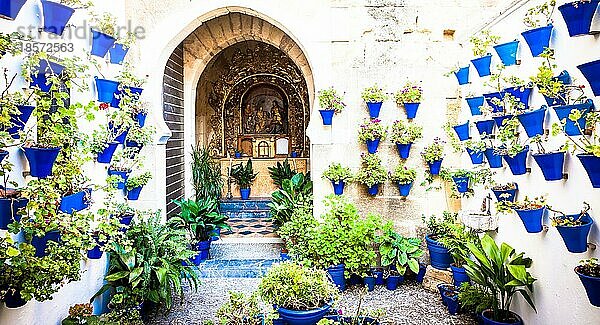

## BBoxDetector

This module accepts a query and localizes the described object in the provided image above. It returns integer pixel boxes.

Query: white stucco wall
[458,0,600,324]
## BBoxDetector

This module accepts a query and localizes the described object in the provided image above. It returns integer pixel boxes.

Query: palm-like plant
[172,198,231,243]
[268,159,297,187]
[191,145,223,200]
[269,172,313,226]
[463,235,537,323]
[230,159,258,189]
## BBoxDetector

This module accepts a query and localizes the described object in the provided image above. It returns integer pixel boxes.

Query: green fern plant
[268,159,297,187]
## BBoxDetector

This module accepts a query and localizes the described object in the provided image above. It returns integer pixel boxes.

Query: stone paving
[148,278,476,325]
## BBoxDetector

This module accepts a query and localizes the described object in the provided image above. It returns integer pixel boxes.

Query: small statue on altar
[243,102,256,133]
[270,101,285,134]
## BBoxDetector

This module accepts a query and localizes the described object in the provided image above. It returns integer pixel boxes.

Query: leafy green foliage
[377,225,423,275]
[258,262,339,310]
[231,159,258,189]
[191,145,224,200]
[469,30,500,57]
[458,283,495,315]
[394,81,423,104]
[436,222,479,267]
[172,198,231,242]
[354,153,387,187]
[361,85,388,103]
[216,292,267,325]
[390,119,423,144]
[523,0,556,28]
[268,159,297,187]
[389,165,416,185]
[577,258,600,277]
[421,138,445,163]
[318,87,346,113]
[358,119,387,142]
[269,172,313,226]
[463,235,537,322]
[322,163,353,183]
[126,171,152,191]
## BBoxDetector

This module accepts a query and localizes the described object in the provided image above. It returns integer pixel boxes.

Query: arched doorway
[162,10,313,217]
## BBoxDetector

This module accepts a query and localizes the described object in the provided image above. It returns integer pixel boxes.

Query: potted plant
[394,81,423,119]
[521,0,556,57]
[321,288,384,324]
[530,49,572,106]
[485,146,504,168]
[95,76,120,104]
[517,107,546,138]
[215,291,267,325]
[172,197,230,263]
[90,129,119,164]
[124,125,154,158]
[258,262,338,325]
[108,151,137,190]
[558,0,600,37]
[390,120,422,159]
[423,212,457,270]
[358,119,387,154]
[109,32,136,65]
[268,159,297,187]
[575,258,600,307]
[378,225,423,291]
[389,165,416,197]
[469,30,500,77]
[558,109,600,187]
[494,40,520,67]
[464,235,536,325]
[438,222,479,288]
[0,159,27,230]
[354,153,387,196]
[322,163,352,196]
[90,12,117,58]
[421,138,445,175]
[549,202,594,253]
[112,63,146,108]
[0,0,27,20]
[441,169,473,195]
[464,140,486,165]
[497,196,547,233]
[491,183,518,202]
[269,172,312,227]
[230,159,258,200]
[465,94,485,116]
[126,172,152,200]
[41,0,92,36]
[318,87,346,126]
[452,121,470,141]
[553,98,594,136]
[361,85,388,119]
[130,99,149,128]
[530,133,566,181]
[452,66,470,85]
[497,119,529,175]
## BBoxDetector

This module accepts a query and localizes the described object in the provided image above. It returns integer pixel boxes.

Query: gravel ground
[149,279,476,325]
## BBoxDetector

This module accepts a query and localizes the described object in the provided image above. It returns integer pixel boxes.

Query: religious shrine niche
[200,41,310,158]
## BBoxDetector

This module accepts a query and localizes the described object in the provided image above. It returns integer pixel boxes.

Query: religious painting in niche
[242,84,288,135]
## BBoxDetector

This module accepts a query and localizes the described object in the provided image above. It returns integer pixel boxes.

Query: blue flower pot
[280,252,290,261]
[196,240,211,261]
[327,264,346,291]
[373,269,384,285]
[481,309,523,325]
[30,60,65,92]
[514,207,545,233]
[108,168,130,189]
[127,186,143,200]
[532,152,565,181]
[483,92,505,113]
[492,185,518,202]
[556,214,593,253]
[111,86,144,108]
[0,150,7,163]
[59,188,92,214]
[396,143,412,159]
[494,40,520,66]
[23,146,61,178]
[135,112,148,127]
[466,96,485,116]
[0,0,27,20]
[404,102,420,119]
[485,148,503,168]
[559,1,600,37]
[437,283,451,306]
[125,140,143,158]
[319,109,335,125]
[453,121,470,141]
[291,152,299,158]
[517,108,546,138]
[471,55,493,77]
[95,78,120,103]
[475,120,495,137]
[347,274,363,286]
[240,188,251,200]
[41,0,75,35]
[5,105,34,139]
[364,276,376,291]
[366,102,383,119]
[87,236,104,260]
[367,184,379,196]
[0,196,27,230]
[454,66,470,85]
[4,289,26,309]
[443,291,460,315]
[366,138,380,154]
[466,148,484,165]
[96,142,119,164]
[503,146,529,176]
[332,181,345,196]
[235,152,242,159]
[576,266,600,307]
[577,154,600,188]
[450,265,470,287]
[427,159,443,175]
[578,59,600,96]
[426,235,452,270]
[553,100,594,136]
[398,182,413,197]
[277,304,331,325]
[385,275,403,290]
[31,230,61,258]
[90,29,116,58]
[109,44,129,64]
[417,264,427,283]
[452,176,469,193]
[209,227,221,242]
[504,87,532,110]
[109,123,129,144]
[324,316,379,325]
[521,24,553,57]
[492,115,514,128]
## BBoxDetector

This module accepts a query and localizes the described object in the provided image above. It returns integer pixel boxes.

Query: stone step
[222,210,271,219]
[209,242,282,260]
[196,258,280,278]
[220,198,272,213]
[197,242,283,278]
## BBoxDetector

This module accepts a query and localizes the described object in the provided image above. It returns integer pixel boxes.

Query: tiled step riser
[197,258,280,278]
[209,243,282,260]
[220,199,272,212]
[222,210,270,219]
